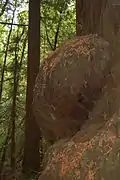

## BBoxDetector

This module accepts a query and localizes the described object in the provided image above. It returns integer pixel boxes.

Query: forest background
[0,0,76,179]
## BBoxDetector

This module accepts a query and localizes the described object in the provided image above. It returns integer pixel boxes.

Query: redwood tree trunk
[76,0,107,36]
[23,0,41,173]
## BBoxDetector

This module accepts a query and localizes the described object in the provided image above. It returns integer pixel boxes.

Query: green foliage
[40,0,75,59]
[0,0,75,178]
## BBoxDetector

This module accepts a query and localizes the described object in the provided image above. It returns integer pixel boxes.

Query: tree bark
[23,0,41,174]
[76,0,107,36]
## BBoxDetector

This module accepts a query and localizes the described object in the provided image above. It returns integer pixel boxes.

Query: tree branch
[0,21,28,26]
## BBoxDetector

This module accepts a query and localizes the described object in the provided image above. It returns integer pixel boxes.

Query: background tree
[22,0,41,174]
[0,0,76,179]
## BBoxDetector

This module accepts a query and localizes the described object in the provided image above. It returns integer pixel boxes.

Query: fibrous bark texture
[37,1,120,179]
[33,34,111,141]
[38,57,120,179]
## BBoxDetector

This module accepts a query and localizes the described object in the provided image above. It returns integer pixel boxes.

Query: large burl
[33,34,111,141]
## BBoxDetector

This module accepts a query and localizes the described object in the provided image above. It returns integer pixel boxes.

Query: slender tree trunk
[53,11,62,50]
[0,5,16,102]
[10,27,25,177]
[10,65,17,175]
[76,0,107,36]
[0,125,11,177]
[44,5,65,51]
[0,27,27,178]
[23,0,41,173]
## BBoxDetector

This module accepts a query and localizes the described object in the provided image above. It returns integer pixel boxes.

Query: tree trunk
[10,26,25,177]
[0,5,16,102]
[23,0,41,174]
[76,0,107,36]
